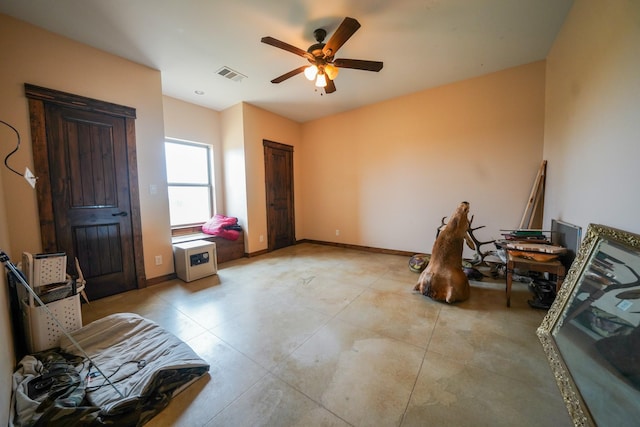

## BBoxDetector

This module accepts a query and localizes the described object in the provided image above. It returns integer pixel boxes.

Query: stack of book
[496,229,567,262]
[501,229,549,243]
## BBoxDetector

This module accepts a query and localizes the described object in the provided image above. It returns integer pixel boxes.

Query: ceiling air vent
[216,66,247,82]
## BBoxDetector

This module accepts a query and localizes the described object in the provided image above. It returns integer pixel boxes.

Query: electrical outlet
[155,255,162,265]
[336,229,340,236]
[259,235,264,242]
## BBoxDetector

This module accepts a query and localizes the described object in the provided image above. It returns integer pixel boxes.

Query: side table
[505,250,566,307]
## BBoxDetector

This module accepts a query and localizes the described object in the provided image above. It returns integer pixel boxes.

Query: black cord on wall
[1,119,25,178]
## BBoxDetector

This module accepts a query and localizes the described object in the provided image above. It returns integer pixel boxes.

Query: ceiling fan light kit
[261,17,383,94]
[324,64,339,80]
[315,72,327,88]
[304,65,318,81]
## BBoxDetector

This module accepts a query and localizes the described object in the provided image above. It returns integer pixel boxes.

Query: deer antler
[465,215,476,250]
[466,215,496,264]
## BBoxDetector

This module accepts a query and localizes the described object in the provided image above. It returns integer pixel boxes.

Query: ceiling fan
[261,17,383,94]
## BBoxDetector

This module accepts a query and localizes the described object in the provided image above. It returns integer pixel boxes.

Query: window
[164,139,214,227]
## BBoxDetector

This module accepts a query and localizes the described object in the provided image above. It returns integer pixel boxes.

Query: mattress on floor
[11,312,209,426]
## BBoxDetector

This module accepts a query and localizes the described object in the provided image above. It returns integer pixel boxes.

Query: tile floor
[81,243,572,427]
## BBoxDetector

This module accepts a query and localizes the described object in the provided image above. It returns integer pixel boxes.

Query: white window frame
[165,138,215,228]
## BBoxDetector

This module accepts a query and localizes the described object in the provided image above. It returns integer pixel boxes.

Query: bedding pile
[202,214,242,240]
[10,313,209,426]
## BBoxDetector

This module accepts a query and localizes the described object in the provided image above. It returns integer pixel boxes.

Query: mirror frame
[537,223,640,426]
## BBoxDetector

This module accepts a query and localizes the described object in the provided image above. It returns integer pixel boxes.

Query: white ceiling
[1,0,573,123]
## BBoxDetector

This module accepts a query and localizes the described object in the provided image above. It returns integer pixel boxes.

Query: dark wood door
[26,84,145,300]
[45,105,136,299]
[264,140,295,250]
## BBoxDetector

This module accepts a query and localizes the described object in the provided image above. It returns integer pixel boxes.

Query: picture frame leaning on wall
[538,223,640,426]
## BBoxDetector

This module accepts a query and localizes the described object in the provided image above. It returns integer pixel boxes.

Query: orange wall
[0,158,14,422]
[0,16,173,420]
[300,61,546,255]
[219,103,303,254]
[1,3,638,422]
[0,14,173,280]
[220,103,249,251]
[0,12,544,424]
[241,103,303,253]
[543,0,640,235]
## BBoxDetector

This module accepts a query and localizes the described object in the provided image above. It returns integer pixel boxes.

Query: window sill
[171,232,211,244]
[171,224,205,237]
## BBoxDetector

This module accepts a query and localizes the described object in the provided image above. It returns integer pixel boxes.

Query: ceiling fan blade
[322,17,361,57]
[261,36,308,58]
[271,66,308,84]
[325,79,336,94]
[333,58,383,72]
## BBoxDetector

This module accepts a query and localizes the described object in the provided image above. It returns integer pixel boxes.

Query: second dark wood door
[264,140,295,250]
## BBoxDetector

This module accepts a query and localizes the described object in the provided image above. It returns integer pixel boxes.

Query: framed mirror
[538,224,640,426]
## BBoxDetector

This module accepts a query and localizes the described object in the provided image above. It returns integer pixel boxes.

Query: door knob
[112,211,128,217]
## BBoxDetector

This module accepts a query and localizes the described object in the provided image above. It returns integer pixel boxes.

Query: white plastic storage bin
[173,240,217,282]
[21,293,83,353]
